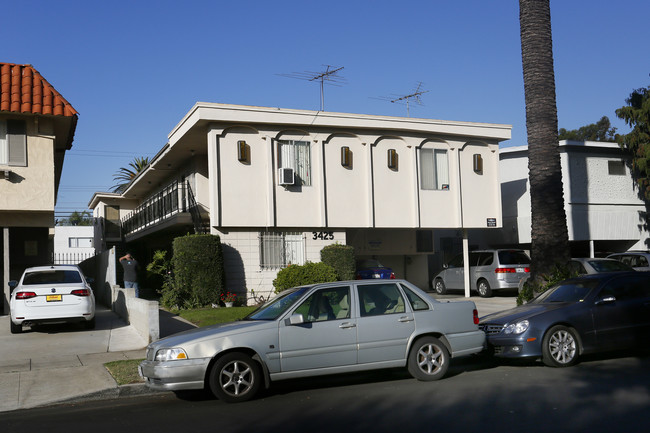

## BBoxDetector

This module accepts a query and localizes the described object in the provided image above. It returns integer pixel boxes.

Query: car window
[447,254,463,268]
[293,286,351,322]
[533,279,599,303]
[568,261,586,275]
[478,252,494,266]
[400,284,430,311]
[244,287,310,320]
[588,260,632,272]
[498,251,530,265]
[358,283,406,316]
[617,255,633,266]
[633,255,649,267]
[23,270,82,285]
[598,275,650,301]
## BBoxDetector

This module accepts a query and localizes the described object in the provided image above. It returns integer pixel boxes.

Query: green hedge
[273,261,338,293]
[320,243,355,281]
[171,234,226,308]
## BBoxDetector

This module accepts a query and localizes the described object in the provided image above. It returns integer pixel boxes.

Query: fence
[53,252,97,265]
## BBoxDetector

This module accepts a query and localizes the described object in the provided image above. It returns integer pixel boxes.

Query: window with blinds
[278,140,311,186]
[0,119,27,166]
[259,231,305,269]
[420,148,449,190]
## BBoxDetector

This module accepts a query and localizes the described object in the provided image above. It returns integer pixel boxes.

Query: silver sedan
[140,279,485,403]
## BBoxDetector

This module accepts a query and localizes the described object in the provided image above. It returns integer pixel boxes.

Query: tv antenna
[278,65,346,111]
[373,82,429,117]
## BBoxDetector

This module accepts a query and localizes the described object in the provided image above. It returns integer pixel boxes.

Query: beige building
[90,103,511,300]
[1,62,78,313]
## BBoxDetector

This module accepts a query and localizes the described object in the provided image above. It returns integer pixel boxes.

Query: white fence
[54,252,97,265]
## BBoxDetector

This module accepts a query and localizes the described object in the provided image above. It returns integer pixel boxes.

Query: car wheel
[477,279,492,298]
[542,325,579,367]
[434,278,447,295]
[10,321,22,334]
[208,352,261,403]
[407,336,450,381]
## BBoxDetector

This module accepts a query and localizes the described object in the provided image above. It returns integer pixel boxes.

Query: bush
[171,234,226,308]
[273,261,338,293]
[320,243,355,281]
[517,265,575,305]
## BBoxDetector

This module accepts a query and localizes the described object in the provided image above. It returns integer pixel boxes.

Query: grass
[104,359,146,385]
[103,305,258,385]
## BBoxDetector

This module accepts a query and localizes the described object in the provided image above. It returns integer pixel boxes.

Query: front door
[279,286,357,372]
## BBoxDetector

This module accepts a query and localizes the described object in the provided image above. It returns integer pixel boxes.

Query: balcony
[121,180,206,237]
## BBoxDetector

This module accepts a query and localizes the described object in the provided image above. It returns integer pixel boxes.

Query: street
[3,352,649,433]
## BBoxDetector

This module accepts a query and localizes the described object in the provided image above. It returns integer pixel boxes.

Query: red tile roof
[0,62,78,117]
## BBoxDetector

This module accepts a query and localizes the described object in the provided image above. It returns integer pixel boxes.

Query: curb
[58,383,170,406]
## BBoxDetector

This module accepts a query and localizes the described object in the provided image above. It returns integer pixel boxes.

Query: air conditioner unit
[1,169,11,180]
[278,167,295,185]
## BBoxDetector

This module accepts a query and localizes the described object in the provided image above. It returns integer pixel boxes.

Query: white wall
[54,226,95,255]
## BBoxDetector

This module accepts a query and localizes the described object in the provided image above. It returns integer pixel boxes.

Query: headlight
[154,348,189,361]
[504,320,529,334]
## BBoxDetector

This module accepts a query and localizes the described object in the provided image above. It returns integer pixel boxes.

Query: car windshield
[498,251,530,265]
[358,259,384,268]
[243,286,311,321]
[588,260,633,272]
[532,279,600,303]
[22,270,82,285]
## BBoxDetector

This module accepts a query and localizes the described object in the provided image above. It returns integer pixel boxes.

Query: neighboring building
[90,103,511,299]
[53,225,95,264]
[1,62,78,313]
[478,140,647,256]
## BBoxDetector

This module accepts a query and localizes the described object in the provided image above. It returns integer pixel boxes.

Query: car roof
[23,265,82,273]
[563,271,640,283]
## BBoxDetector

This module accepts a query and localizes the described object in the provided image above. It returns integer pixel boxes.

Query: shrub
[320,243,355,281]
[517,265,575,305]
[171,234,226,308]
[273,261,338,293]
[146,250,179,308]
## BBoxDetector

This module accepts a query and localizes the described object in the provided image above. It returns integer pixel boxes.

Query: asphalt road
[4,352,650,433]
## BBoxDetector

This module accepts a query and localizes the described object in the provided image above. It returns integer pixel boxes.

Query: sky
[2,0,649,218]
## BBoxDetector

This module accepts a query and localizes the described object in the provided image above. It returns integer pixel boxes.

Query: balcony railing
[121,180,188,236]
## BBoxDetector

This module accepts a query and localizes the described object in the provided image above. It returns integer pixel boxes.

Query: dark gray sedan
[140,279,485,402]
[480,272,650,367]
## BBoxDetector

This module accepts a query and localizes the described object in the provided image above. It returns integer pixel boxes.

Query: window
[420,148,449,190]
[278,140,311,185]
[358,283,406,316]
[608,160,625,176]
[400,284,430,311]
[293,287,351,322]
[69,237,93,248]
[0,119,27,166]
[259,231,305,269]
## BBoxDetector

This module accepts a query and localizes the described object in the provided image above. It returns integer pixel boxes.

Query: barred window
[259,231,305,269]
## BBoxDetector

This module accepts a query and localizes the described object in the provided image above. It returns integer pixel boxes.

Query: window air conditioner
[278,167,295,185]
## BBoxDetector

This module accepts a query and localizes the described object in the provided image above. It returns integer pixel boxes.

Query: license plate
[373,274,381,279]
[516,268,524,273]
[46,295,62,302]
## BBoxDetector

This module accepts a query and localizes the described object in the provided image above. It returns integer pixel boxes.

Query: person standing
[119,252,140,297]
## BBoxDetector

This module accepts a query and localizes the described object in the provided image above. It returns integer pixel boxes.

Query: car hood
[150,319,276,349]
[480,303,567,324]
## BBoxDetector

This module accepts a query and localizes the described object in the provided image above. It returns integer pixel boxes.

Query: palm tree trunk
[519,0,570,282]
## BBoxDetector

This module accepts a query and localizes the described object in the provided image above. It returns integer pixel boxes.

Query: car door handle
[339,322,356,329]
[398,316,414,323]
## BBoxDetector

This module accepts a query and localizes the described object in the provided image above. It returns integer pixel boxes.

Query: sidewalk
[0,294,515,412]
[0,306,196,412]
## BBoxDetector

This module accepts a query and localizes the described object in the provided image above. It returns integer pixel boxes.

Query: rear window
[23,270,83,285]
[498,251,530,265]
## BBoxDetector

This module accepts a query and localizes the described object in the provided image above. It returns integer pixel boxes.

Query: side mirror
[595,296,616,305]
[288,314,305,325]
[443,263,449,269]
[8,280,18,294]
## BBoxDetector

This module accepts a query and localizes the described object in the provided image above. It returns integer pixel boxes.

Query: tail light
[71,289,91,296]
[495,267,516,273]
[524,267,530,273]
[473,309,480,325]
[390,272,396,279]
[16,291,37,299]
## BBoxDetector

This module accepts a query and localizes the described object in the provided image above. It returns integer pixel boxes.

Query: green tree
[616,85,650,199]
[558,116,617,142]
[519,0,571,287]
[111,156,150,193]
[58,210,93,226]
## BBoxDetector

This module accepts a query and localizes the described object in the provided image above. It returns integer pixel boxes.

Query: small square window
[608,160,625,176]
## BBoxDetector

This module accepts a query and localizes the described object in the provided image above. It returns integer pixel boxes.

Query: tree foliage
[57,210,93,226]
[558,116,617,142]
[111,156,150,193]
[616,85,650,199]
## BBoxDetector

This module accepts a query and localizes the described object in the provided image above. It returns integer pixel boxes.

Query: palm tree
[111,156,150,193]
[519,0,570,284]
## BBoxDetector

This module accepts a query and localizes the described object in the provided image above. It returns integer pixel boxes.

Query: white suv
[9,265,95,334]
[607,251,650,271]
[433,249,531,297]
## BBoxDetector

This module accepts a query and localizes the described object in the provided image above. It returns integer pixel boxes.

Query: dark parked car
[355,259,395,279]
[479,272,650,367]
[567,258,634,275]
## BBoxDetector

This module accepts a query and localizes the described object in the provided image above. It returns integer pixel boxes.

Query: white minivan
[433,249,530,297]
